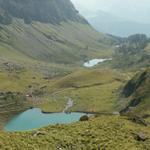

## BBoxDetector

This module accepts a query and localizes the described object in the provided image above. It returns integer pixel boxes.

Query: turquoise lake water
[4,108,87,132]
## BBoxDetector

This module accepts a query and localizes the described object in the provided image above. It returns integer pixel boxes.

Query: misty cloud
[71,0,150,23]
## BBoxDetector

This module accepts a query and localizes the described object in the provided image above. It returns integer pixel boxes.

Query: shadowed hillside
[119,68,150,115]
[0,0,88,24]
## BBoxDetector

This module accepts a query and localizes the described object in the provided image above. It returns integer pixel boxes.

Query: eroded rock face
[0,0,88,24]
[120,68,150,114]
[122,71,147,98]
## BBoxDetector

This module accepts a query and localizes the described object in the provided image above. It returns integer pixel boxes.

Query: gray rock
[79,115,89,121]
[135,132,148,141]
[32,131,46,137]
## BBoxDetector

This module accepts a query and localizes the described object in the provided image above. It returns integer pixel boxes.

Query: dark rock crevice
[122,71,147,98]
[120,68,150,114]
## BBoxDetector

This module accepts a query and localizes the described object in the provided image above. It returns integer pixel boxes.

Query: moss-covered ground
[0,115,150,150]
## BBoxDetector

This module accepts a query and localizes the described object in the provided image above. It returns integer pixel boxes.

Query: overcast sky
[71,0,150,23]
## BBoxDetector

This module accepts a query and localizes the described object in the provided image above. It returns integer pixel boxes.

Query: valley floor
[0,58,149,150]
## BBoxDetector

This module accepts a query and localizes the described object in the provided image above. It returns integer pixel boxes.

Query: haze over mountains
[87,10,150,37]
[71,0,150,37]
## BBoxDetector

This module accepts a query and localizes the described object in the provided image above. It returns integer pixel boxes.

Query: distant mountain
[112,34,150,69]
[85,10,150,37]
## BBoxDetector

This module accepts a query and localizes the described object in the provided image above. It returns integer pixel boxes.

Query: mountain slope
[0,20,112,64]
[0,0,88,24]
[0,0,113,65]
[119,68,150,115]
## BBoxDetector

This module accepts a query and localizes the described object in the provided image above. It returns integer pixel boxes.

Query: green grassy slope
[1,115,150,150]
[0,0,114,65]
[39,69,126,113]
[0,19,113,64]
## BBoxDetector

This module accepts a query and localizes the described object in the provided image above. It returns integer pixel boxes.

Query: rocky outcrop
[0,0,88,24]
[122,71,147,97]
[0,91,28,128]
[120,68,150,114]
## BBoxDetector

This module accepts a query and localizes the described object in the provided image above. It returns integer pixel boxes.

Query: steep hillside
[119,68,150,115]
[0,0,87,24]
[0,0,113,65]
[0,20,112,64]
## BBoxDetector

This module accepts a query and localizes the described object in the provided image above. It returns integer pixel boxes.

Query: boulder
[79,115,89,121]
[135,132,148,141]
